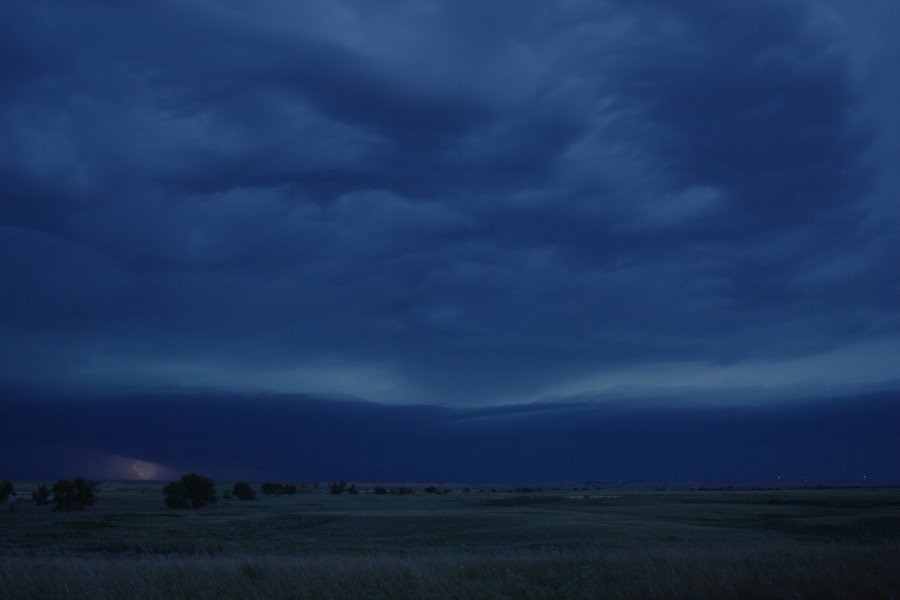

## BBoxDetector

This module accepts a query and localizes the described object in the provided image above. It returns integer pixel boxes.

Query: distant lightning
[131,461,148,480]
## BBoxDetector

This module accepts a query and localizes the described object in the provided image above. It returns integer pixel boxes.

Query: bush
[424,486,439,494]
[374,486,388,495]
[52,478,98,511]
[164,473,217,509]
[261,482,298,496]
[330,481,346,495]
[232,482,256,501]
[261,482,285,495]
[0,480,13,503]
[32,484,51,506]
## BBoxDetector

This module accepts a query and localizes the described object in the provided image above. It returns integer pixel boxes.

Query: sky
[1,0,898,483]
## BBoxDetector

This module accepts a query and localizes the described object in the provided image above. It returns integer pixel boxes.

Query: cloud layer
[1,0,898,406]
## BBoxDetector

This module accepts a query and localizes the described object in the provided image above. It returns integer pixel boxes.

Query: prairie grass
[2,541,898,599]
[2,485,899,598]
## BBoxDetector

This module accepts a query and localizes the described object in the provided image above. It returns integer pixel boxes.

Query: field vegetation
[1,482,898,599]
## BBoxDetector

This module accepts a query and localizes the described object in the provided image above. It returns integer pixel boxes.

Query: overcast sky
[1,1,898,481]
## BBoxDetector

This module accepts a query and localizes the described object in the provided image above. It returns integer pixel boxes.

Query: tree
[164,473,217,509]
[232,482,256,501]
[52,477,98,511]
[32,483,51,506]
[330,481,346,495]
[261,482,298,495]
[0,480,13,503]
[348,483,359,495]
[261,482,285,495]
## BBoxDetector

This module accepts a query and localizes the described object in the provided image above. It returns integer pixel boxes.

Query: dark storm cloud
[618,3,866,226]
[0,0,898,406]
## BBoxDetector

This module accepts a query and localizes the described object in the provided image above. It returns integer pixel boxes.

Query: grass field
[2,483,899,598]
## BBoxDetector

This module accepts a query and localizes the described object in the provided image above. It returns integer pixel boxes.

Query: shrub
[261,482,285,495]
[424,486,439,494]
[0,480,13,503]
[164,473,217,509]
[348,484,359,495]
[330,481,346,495]
[32,484,51,506]
[163,482,188,508]
[52,477,98,511]
[261,482,299,495]
[374,486,388,495]
[232,482,256,501]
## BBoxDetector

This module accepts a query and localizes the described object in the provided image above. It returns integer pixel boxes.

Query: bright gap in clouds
[528,337,900,406]
[71,337,900,408]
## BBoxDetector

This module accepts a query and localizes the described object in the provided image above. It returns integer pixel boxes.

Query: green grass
[2,484,899,598]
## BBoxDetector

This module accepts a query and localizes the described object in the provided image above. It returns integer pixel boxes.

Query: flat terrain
[2,483,899,598]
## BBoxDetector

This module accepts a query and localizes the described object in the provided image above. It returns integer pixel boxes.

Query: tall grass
[3,541,898,599]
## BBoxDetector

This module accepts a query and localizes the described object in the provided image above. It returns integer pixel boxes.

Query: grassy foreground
[2,484,899,599]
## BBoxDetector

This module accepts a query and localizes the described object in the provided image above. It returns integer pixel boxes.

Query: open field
[2,483,899,598]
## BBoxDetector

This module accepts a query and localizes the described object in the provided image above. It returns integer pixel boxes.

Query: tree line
[2,475,459,512]
[1,478,98,511]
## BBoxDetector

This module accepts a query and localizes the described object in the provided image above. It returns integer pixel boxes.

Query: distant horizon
[10,479,896,488]
[3,386,897,485]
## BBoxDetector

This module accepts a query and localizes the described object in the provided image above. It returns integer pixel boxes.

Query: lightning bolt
[131,461,148,480]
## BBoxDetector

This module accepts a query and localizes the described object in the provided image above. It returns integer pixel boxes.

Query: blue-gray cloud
[1,0,898,406]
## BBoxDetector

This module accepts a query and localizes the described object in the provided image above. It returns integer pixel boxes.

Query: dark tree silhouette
[0,480,13,503]
[32,483,51,506]
[52,477,98,511]
[232,482,256,501]
[261,482,285,495]
[261,482,299,495]
[164,473,217,509]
